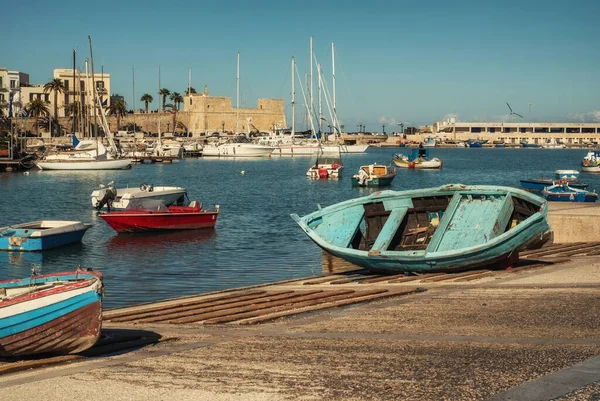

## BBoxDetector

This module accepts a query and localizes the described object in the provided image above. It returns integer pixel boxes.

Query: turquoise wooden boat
[291,184,552,273]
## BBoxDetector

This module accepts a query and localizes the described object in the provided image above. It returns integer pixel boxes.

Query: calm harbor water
[0,147,597,308]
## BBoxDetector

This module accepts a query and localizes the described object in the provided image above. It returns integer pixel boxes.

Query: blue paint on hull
[0,290,101,339]
[0,227,89,251]
[520,179,588,193]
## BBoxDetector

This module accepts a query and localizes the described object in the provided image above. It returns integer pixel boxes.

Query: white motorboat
[91,183,187,210]
[203,136,275,157]
[306,147,344,179]
[582,151,600,173]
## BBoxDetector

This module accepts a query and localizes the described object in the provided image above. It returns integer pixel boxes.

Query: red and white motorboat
[100,200,220,233]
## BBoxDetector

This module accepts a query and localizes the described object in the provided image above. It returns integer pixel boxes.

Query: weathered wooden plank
[369,207,408,253]
[314,204,365,248]
[426,192,463,252]
[435,195,508,252]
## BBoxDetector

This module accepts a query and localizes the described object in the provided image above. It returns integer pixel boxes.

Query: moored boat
[0,268,103,357]
[0,221,91,251]
[392,148,442,169]
[352,164,396,187]
[100,199,220,233]
[291,184,552,273]
[307,147,344,179]
[542,182,598,202]
[519,178,588,193]
[581,151,600,173]
[91,183,187,210]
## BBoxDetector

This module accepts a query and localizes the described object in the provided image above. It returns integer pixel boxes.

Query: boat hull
[520,179,588,193]
[543,193,597,202]
[351,174,396,187]
[291,185,552,273]
[0,272,103,357]
[90,186,187,210]
[393,159,442,169]
[203,144,274,157]
[101,209,219,233]
[36,159,132,171]
[0,221,91,251]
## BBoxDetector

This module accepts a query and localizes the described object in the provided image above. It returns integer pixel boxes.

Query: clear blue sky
[4,0,599,131]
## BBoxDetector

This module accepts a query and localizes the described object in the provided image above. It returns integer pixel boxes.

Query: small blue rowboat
[0,269,103,357]
[0,221,91,251]
[291,184,552,273]
[520,178,588,193]
[542,183,598,203]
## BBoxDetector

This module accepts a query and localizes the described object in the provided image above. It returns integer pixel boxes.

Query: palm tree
[159,88,170,111]
[43,78,65,122]
[27,98,50,136]
[170,92,183,111]
[106,99,127,132]
[185,87,197,96]
[63,100,82,131]
[140,93,153,113]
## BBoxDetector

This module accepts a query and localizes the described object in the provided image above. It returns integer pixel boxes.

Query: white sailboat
[36,38,131,171]
[203,53,274,157]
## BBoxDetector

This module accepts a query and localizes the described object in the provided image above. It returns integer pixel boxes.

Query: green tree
[43,78,65,123]
[106,99,127,132]
[158,88,170,111]
[27,98,50,136]
[140,93,153,113]
[184,87,197,96]
[170,92,183,111]
[63,101,81,134]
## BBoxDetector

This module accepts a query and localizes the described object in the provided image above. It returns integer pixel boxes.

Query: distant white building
[0,68,29,116]
[53,68,111,117]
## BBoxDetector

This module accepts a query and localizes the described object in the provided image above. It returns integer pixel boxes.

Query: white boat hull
[203,144,274,157]
[271,143,368,156]
[36,159,132,171]
[91,186,187,209]
[393,158,443,169]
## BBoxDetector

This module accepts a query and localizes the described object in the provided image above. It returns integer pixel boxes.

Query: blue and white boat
[467,139,488,148]
[520,170,587,193]
[0,221,91,251]
[0,269,103,357]
[292,184,552,273]
[542,183,598,203]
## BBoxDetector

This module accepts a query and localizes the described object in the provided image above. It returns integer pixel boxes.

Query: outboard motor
[96,182,117,211]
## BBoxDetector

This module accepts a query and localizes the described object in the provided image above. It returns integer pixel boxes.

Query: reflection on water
[1,148,598,308]
[107,229,216,251]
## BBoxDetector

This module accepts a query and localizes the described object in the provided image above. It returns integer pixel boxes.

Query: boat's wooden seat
[369,207,408,253]
[429,194,514,253]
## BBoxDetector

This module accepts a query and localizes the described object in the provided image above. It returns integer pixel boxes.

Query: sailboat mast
[291,57,295,144]
[72,49,76,135]
[236,52,240,134]
[309,37,313,130]
[318,63,322,135]
[88,36,98,158]
[332,42,337,134]
[85,59,90,138]
[132,65,136,133]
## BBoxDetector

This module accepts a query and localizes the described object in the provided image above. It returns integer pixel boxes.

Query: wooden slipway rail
[1,242,596,374]
[101,242,600,326]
